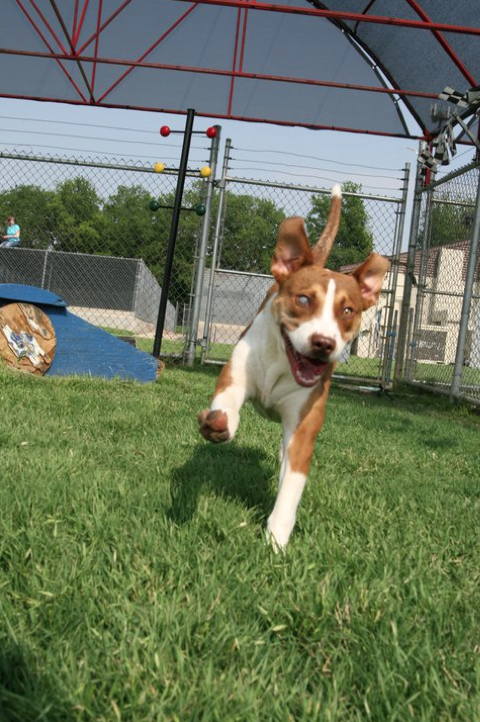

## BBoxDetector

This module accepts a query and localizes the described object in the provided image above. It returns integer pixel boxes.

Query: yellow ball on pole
[153,162,165,174]
[200,166,212,178]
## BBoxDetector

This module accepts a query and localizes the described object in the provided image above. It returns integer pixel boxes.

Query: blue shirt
[6,224,20,244]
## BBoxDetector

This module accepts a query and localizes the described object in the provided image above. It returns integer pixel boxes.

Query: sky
[0,96,477,250]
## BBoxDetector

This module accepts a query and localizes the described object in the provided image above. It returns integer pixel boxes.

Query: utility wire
[0,141,209,164]
[229,166,402,191]
[0,113,403,174]
[0,114,185,136]
[229,157,398,180]
[233,146,402,172]
[0,125,207,151]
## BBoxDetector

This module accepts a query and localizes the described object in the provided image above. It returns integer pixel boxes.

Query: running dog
[198,185,389,550]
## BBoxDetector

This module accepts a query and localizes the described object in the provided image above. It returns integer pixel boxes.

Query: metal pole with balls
[153,109,196,358]
[151,113,218,358]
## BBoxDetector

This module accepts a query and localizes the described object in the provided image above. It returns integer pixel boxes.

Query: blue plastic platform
[0,284,159,382]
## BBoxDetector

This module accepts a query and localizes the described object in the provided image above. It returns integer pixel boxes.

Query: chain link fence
[1,146,408,386]
[200,172,408,385]
[2,143,479,405]
[403,161,480,404]
[0,149,212,355]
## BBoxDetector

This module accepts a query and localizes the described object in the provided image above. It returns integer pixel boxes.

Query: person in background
[1,216,21,247]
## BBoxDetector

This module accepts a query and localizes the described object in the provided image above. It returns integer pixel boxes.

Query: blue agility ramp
[0,284,160,382]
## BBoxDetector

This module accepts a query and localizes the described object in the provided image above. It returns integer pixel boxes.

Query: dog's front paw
[266,515,294,553]
[198,409,231,443]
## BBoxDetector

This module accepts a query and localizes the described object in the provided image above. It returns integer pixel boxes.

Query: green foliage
[0,176,289,304]
[0,184,55,248]
[103,184,160,259]
[0,176,376,306]
[306,181,374,270]
[220,193,286,273]
[420,192,475,248]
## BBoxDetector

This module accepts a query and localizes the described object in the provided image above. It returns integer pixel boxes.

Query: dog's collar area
[281,327,329,387]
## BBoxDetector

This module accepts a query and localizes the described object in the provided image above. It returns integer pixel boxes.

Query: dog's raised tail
[312,184,342,266]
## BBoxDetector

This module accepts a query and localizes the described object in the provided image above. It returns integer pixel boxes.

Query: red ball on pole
[206,126,217,139]
[160,126,171,137]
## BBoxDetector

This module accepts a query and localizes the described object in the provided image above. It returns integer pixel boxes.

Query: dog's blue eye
[296,295,310,307]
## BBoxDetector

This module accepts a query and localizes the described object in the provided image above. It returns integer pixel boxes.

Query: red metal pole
[73,0,92,46]
[0,48,441,101]
[227,7,243,116]
[97,4,199,103]
[0,90,426,138]
[168,0,480,36]
[13,0,88,101]
[404,0,477,85]
[91,0,104,94]
[28,0,69,53]
[76,0,134,53]
[72,0,80,41]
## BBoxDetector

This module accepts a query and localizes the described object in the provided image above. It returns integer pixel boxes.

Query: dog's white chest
[236,309,314,420]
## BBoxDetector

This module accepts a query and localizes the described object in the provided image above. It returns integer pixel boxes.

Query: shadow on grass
[0,643,75,722]
[168,442,275,526]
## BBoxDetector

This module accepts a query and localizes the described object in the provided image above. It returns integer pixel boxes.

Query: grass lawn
[1,364,480,721]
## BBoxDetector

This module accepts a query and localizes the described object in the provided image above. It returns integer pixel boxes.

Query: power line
[0,125,208,151]
[229,157,398,180]
[229,166,402,191]
[0,114,403,174]
[0,142,208,164]
[233,146,402,172]
[0,114,178,136]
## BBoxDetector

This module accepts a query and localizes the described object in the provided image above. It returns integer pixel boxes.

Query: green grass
[410,361,480,388]
[106,328,480,390]
[1,364,480,721]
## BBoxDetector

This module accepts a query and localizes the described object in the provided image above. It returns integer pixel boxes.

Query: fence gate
[200,173,409,387]
[402,161,480,405]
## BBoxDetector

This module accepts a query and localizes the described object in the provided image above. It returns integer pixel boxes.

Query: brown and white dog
[198,185,389,550]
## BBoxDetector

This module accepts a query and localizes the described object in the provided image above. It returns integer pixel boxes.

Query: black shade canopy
[1,0,479,140]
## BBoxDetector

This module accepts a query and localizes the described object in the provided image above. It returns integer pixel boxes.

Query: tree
[305,181,374,270]
[0,185,55,248]
[103,185,160,260]
[49,177,105,253]
[421,191,475,248]
[219,193,286,273]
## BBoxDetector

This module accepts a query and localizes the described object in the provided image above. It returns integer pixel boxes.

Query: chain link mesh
[0,150,209,357]
[406,163,480,403]
[0,149,407,383]
[202,177,403,383]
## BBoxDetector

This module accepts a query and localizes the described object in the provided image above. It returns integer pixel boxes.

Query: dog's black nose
[310,334,336,356]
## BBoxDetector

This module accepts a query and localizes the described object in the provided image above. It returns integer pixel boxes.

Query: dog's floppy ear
[351,252,390,310]
[312,184,342,267]
[271,217,313,283]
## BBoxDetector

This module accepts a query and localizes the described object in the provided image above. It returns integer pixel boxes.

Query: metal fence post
[409,165,436,378]
[41,248,50,289]
[381,162,410,387]
[200,137,232,363]
[394,144,425,384]
[450,165,480,399]
[185,125,221,366]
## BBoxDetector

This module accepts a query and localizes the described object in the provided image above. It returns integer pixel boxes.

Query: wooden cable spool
[0,302,56,375]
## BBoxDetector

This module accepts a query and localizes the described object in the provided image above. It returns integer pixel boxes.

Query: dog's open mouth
[281,328,329,387]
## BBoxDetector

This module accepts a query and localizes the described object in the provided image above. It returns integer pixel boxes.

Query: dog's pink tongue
[282,328,328,387]
[293,354,327,387]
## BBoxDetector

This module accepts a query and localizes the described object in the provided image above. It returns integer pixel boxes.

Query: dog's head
[270,186,390,387]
